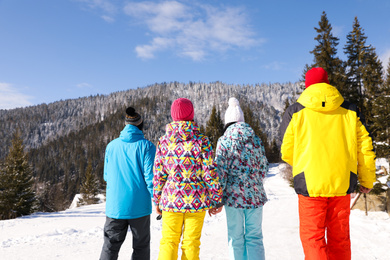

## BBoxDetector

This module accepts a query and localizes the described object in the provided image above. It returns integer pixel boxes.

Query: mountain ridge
[0,81,301,159]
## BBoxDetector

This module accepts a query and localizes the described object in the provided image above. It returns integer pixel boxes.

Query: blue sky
[1,0,389,109]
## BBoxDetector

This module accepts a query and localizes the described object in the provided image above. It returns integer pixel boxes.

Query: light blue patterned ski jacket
[215,122,268,208]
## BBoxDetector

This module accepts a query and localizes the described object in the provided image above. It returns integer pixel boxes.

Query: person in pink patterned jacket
[153,98,223,260]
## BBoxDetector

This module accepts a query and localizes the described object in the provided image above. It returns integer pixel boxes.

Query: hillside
[0,81,301,158]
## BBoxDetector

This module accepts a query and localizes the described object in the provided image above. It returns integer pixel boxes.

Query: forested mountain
[0,81,301,211]
[0,82,300,158]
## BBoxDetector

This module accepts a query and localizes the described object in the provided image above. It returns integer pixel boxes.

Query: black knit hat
[125,107,143,126]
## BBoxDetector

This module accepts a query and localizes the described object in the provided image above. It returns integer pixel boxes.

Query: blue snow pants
[225,206,265,260]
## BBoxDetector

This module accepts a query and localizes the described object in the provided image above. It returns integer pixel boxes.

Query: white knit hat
[224,97,245,124]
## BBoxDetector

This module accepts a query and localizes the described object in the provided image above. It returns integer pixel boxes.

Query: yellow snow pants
[158,210,206,260]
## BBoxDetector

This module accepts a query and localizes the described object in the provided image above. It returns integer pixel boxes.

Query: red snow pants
[298,194,351,260]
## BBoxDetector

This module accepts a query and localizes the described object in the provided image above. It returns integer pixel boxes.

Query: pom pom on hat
[305,67,330,88]
[224,97,245,124]
[171,98,194,121]
[125,107,143,126]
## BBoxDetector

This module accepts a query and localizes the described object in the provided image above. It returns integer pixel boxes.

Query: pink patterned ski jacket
[153,121,223,213]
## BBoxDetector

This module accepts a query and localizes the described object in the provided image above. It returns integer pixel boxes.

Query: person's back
[153,98,222,260]
[215,97,268,260]
[280,67,376,260]
[100,107,156,260]
[104,123,155,219]
[280,82,376,196]
[216,121,268,208]
[154,120,221,212]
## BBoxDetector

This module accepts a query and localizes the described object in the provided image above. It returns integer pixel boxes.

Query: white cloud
[76,0,117,22]
[124,1,262,61]
[332,25,345,39]
[135,37,174,59]
[124,1,188,33]
[0,83,33,110]
[76,82,93,88]
[262,61,286,71]
[78,0,116,13]
[101,15,115,23]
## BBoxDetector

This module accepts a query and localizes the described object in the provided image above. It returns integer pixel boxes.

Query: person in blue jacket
[99,107,156,260]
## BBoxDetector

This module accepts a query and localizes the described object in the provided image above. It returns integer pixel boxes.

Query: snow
[376,158,390,190]
[69,194,106,210]
[1,164,390,260]
[376,158,389,175]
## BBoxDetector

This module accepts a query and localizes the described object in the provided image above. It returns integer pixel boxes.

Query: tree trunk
[364,193,368,216]
[386,188,390,215]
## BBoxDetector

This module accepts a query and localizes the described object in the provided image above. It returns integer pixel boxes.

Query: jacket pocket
[294,172,309,196]
[346,171,358,194]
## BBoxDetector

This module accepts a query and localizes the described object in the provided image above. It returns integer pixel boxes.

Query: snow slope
[1,165,389,260]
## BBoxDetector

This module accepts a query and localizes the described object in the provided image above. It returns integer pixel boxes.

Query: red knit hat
[171,98,194,121]
[305,67,329,88]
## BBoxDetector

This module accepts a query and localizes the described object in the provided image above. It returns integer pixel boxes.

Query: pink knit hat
[171,98,194,121]
[305,67,329,88]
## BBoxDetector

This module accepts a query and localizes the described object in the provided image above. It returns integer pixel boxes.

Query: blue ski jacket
[104,124,156,219]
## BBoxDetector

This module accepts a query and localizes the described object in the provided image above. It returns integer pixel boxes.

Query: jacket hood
[119,124,144,143]
[297,83,344,112]
[224,122,256,142]
[165,121,200,142]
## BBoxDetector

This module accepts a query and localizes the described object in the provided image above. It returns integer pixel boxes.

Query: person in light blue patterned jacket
[214,97,269,260]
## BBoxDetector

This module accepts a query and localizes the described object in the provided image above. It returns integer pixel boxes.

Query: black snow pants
[99,215,150,260]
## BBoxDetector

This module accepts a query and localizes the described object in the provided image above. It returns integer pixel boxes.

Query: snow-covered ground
[1,164,390,260]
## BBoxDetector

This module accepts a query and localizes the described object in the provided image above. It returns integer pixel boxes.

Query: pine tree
[199,125,206,135]
[0,131,36,220]
[303,11,346,93]
[268,138,281,163]
[35,181,57,212]
[283,98,291,115]
[205,105,224,151]
[360,50,384,128]
[343,16,383,122]
[78,160,100,206]
[371,58,390,157]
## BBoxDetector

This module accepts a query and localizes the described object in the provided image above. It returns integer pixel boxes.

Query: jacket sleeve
[214,138,228,194]
[356,117,376,189]
[280,107,295,166]
[201,136,223,206]
[144,142,156,198]
[153,141,167,206]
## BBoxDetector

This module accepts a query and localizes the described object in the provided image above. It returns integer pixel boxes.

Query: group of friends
[98,67,376,260]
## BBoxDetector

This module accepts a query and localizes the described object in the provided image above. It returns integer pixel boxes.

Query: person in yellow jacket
[280,67,376,260]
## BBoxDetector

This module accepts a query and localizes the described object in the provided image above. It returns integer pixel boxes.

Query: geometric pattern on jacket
[215,122,268,209]
[153,121,223,213]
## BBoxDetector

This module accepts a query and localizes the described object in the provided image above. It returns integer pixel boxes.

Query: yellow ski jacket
[280,83,376,197]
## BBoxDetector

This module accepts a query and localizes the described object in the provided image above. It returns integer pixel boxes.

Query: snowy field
[1,164,389,260]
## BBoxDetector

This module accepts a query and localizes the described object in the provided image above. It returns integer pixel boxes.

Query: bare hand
[360,186,372,194]
[208,206,223,216]
[208,208,216,216]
